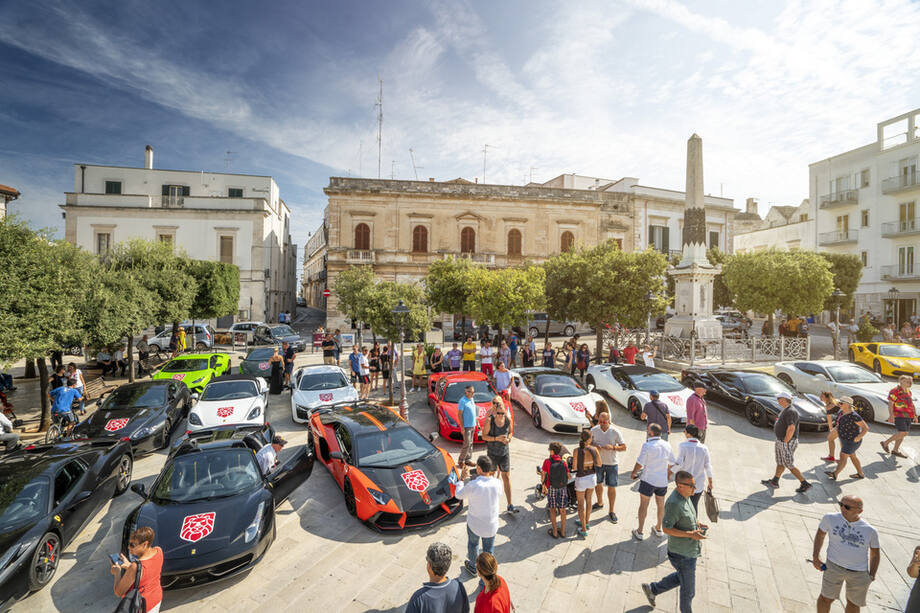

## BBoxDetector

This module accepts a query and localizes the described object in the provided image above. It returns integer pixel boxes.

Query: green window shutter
[648,225,654,250]
[182,186,190,196]
[162,185,170,195]
[662,227,670,253]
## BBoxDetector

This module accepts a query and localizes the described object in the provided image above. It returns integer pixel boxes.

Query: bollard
[690,338,696,367]
[752,336,756,362]
[721,336,726,365]
[780,336,785,361]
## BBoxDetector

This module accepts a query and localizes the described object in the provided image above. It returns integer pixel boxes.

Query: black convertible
[122,424,313,589]
[0,440,133,609]
[680,368,828,431]
[72,380,191,454]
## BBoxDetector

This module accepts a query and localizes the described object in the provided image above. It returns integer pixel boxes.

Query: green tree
[425,256,477,335]
[722,250,834,329]
[186,259,241,348]
[466,266,545,340]
[707,247,732,309]
[819,252,862,317]
[333,266,376,330]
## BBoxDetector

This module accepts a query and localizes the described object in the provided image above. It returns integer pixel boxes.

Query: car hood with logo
[356,454,454,516]
[191,396,263,430]
[292,386,358,412]
[74,407,158,440]
[537,392,603,425]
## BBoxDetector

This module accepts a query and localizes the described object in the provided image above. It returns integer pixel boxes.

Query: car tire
[344,479,357,517]
[847,349,855,362]
[162,419,173,449]
[563,325,575,337]
[745,402,765,428]
[531,404,542,430]
[777,373,794,386]
[28,532,61,591]
[628,397,642,420]
[196,342,206,350]
[529,327,540,338]
[873,360,883,375]
[114,453,133,496]
[853,397,875,423]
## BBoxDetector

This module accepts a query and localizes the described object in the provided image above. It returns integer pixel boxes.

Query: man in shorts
[479,340,494,378]
[457,386,477,468]
[631,423,676,541]
[881,374,917,458]
[591,410,626,522]
[541,441,570,538]
[50,378,81,433]
[761,391,812,493]
[812,495,879,613]
[358,346,371,400]
[321,333,337,365]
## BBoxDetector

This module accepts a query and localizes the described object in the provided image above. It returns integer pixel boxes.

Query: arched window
[560,231,574,253]
[461,227,475,253]
[507,229,522,256]
[412,225,428,253]
[354,223,370,250]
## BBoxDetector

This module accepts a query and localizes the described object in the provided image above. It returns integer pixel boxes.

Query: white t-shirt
[479,346,493,365]
[590,424,625,466]
[641,352,655,368]
[359,354,370,376]
[256,445,277,474]
[635,437,676,488]
[819,512,879,571]
[454,475,503,538]
[69,369,84,390]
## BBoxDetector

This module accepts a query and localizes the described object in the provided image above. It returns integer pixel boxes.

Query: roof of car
[0,440,109,471]
[294,364,346,374]
[207,374,261,384]
[174,424,267,455]
[324,404,407,434]
[512,367,567,376]
[687,367,773,376]
[111,379,174,389]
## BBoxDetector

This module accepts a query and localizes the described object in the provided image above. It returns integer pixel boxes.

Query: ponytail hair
[579,429,591,449]
[476,552,500,592]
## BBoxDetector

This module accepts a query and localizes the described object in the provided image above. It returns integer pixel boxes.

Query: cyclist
[49,377,82,439]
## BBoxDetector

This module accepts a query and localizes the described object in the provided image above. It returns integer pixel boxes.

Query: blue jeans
[466,525,494,567]
[651,551,697,613]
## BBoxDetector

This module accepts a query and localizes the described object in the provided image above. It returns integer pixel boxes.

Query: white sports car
[291,365,358,424]
[187,374,268,431]
[774,360,918,424]
[585,363,692,422]
[508,367,603,433]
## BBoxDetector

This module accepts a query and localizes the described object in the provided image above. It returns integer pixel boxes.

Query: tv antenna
[375,77,383,179]
[482,144,493,184]
[409,148,423,180]
[391,159,398,179]
[529,166,538,183]
[224,150,237,169]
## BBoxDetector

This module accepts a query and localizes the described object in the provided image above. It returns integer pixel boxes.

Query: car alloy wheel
[873,360,882,375]
[114,454,133,495]
[628,397,642,420]
[564,325,575,337]
[531,404,542,429]
[529,327,540,338]
[29,533,61,590]
[853,397,875,423]
[745,402,765,427]
[344,479,357,516]
[847,349,855,362]
[196,342,206,350]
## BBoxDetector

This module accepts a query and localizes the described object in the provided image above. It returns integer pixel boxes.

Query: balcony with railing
[818,230,858,245]
[345,249,375,264]
[819,189,859,209]
[882,173,920,194]
[457,252,496,266]
[881,218,920,237]
[881,264,920,281]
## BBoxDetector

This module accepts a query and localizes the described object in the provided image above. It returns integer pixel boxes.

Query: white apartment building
[0,183,19,219]
[62,146,297,324]
[733,200,815,254]
[811,109,920,322]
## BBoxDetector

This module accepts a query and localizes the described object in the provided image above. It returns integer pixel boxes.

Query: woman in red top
[111,526,163,613]
[475,552,511,613]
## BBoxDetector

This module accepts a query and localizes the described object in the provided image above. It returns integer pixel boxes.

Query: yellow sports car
[848,342,920,378]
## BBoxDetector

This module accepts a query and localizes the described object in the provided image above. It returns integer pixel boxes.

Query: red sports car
[426,371,513,443]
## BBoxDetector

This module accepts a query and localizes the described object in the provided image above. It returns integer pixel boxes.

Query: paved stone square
[11,352,919,612]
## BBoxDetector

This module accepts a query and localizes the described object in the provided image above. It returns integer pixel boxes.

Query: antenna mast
[482,144,491,184]
[224,150,237,169]
[375,78,383,179]
[409,148,423,180]
[391,159,398,179]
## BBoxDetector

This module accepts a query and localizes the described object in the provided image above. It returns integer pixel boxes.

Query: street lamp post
[392,300,410,419]
[888,287,900,332]
[831,288,845,360]
[644,291,656,344]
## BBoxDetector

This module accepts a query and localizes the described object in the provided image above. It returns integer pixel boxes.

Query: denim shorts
[894,417,912,432]
[839,439,862,455]
[594,464,618,487]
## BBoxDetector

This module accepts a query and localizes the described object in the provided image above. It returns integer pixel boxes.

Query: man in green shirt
[641,470,707,612]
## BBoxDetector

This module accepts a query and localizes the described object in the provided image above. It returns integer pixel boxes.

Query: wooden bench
[82,375,115,402]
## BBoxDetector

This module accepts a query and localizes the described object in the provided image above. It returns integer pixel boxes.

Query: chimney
[429,177,435,182]
[144,145,154,169]
[745,197,758,215]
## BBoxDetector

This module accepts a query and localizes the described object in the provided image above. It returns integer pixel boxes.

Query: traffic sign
[322,288,331,297]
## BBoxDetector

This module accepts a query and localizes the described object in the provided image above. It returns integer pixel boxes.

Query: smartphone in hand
[109,554,121,566]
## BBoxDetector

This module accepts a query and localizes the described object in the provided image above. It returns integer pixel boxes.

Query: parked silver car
[148,324,215,354]
[527,312,579,338]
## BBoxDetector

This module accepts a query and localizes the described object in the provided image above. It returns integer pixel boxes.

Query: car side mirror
[329,451,344,460]
[72,490,92,504]
[95,399,103,406]
[130,483,146,497]
[428,432,438,442]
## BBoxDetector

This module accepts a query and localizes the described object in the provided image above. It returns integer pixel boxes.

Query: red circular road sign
[322,288,331,297]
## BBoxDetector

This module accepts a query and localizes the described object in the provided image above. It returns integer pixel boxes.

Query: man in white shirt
[631,423,676,541]
[256,435,287,474]
[0,411,19,450]
[479,341,494,378]
[591,409,626,523]
[358,346,371,400]
[813,495,880,613]
[674,425,713,513]
[455,455,503,575]
[641,344,657,369]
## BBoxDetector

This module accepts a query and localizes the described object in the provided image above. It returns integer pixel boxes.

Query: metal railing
[882,173,920,194]
[819,189,859,208]
[880,218,920,236]
[818,230,858,245]
[658,334,810,366]
[160,195,184,207]
[345,249,375,263]
[881,264,920,280]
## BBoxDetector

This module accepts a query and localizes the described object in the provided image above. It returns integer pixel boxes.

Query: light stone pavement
[11,348,919,613]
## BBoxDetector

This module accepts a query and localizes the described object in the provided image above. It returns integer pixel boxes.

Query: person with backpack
[541,441,570,538]
[111,526,163,613]
[641,391,672,440]
[483,396,516,513]
[573,430,601,538]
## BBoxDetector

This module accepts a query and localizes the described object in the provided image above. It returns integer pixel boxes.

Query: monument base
[664,316,723,340]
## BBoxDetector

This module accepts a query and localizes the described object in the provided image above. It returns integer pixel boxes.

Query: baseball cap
[272,435,287,446]
[649,390,660,397]
[777,391,793,401]
[838,395,854,406]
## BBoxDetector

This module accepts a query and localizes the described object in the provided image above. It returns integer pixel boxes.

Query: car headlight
[368,488,391,506]
[188,412,202,426]
[246,406,261,420]
[131,426,154,440]
[244,502,265,543]
[192,376,206,384]
[544,404,562,420]
[443,411,458,427]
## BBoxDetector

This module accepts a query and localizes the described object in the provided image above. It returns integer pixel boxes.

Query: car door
[793,362,829,392]
[329,423,352,486]
[711,373,745,406]
[269,443,314,505]
[52,458,95,543]
[608,370,632,403]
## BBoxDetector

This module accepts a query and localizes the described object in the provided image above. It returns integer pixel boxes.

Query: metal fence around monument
[657,334,809,366]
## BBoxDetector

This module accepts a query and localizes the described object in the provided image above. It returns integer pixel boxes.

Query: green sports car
[152,353,232,394]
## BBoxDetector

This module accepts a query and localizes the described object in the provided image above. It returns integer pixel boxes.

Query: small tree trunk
[767,313,775,336]
[544,318,551,344]
[387,343,394,405]
[127,331,135,383]
[38,358,50,431]
[461,314,467,341]
[595,322,604,366]
[24,358,36,379]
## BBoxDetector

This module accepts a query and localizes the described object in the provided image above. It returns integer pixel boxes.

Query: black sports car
[239,347,277,379]
[0,440,133,609]
[680,368,828,430]
[123,424,313,589]
[72,380,191,454]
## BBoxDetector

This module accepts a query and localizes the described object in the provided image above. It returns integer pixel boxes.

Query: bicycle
[45,411,77,445]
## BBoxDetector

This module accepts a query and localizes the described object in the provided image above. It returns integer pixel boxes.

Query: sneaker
[631,528,644,541]
[761,478,779,488]
[609,512,618,523]
[821,455,836,462]
[641,583,656,606]
[651,527,664,538]
[591,502,603,510]
[464,561,477,575]
[795,481,812,493]
[506,504,519,513]
[577,529,588,538]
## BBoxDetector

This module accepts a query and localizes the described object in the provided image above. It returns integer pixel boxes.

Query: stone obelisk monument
[664,134,723,340]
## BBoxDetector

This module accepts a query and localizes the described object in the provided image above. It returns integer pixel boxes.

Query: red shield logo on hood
[258,362,269,370]
[216,406,234,418]
[569,401,586,413]
[319,393,334,402]
[401,469,429,492]
[180,512,215,543]
[668,394,684,406]
[171,374,185,381]
[104,418,129,432]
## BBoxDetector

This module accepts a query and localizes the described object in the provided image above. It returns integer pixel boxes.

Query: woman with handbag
[111,526,162,613]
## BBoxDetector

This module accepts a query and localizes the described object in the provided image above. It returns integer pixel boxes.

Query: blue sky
[3,0,920,260]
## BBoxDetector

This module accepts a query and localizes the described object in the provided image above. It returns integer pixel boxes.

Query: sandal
[824,470,837,481]
[547,528,558,538]
[591,502,603,510]
[892,450,908,459]
[850,473,866,479]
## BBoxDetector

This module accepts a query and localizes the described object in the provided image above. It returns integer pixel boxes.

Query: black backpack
[547,458,568,488]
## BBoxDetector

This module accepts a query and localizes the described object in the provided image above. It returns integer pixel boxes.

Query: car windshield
[153,449,262,502]
[355,427,434,467]
[629,372,686,393]
[270,325,295,337]
[740,374,795,395]
[201,380,258,401]
[535,374,585,397]
[0,473,50,531]
[825,364,883,384]
[879,344,920,358]
[161,359,209,372]
[444,380,494,403]
[246,348,275,360]
[102,385,167,409]
[299,372,349,391]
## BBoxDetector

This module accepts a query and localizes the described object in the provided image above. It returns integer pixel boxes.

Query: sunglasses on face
[676,481,695,488]
[839,502,861,511]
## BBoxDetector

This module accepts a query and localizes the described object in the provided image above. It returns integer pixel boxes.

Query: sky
[3,0,920,269]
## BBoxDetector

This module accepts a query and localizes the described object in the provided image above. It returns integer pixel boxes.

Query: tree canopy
[818,252,862,313]
[188,259,241,320]
[466,266,545,335]
[425,256,476,321]
[722,250,834,316]
[333,266,376,327]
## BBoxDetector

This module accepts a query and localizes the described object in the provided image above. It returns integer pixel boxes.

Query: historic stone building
[304,175,740,331]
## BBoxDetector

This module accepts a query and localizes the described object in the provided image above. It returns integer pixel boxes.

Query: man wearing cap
[685,384,709,443]
[641,390,671,440]
[256,435,287,474]
[761,392,812,493]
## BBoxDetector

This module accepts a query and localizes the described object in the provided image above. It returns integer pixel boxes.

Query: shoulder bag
[704,488,719,523]
[113,561,146,613]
